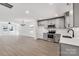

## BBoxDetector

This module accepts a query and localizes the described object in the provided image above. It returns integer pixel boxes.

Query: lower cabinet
[61,43,79,56]
[43,33,48,40]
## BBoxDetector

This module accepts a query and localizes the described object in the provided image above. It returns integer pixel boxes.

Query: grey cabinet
[74,3,79,27]
[43,33,48,40]
[54,34,61,43]
[61,43,79,56]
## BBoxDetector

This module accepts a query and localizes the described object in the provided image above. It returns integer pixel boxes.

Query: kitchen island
[60,28,79,56]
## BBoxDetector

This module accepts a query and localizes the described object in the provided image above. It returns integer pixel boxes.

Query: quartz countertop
[60,36,79,46]
[60,27,79,46]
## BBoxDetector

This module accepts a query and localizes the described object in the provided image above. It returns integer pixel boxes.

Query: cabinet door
[74,3,79,27]
[56,19,64,29]
[61,43,79,56]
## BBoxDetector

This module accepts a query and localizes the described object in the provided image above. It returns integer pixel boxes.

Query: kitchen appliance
[48,30,56,38]
[48,24,56,28]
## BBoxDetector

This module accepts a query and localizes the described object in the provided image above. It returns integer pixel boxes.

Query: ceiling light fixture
[25,10,30,14]
[21,20,26,26]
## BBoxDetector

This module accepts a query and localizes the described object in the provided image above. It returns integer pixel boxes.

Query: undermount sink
[62,35,72,38]
[62,35,79,40]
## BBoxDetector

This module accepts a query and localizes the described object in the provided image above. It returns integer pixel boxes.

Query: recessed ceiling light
[25,10,30,14]
[55,14,58,17]
[70,10,73,15]
[49,3,53,6]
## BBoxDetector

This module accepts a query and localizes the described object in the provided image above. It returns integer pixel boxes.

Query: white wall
[37,26,48,39]
[0,18,37,39]
[17,18,37,39]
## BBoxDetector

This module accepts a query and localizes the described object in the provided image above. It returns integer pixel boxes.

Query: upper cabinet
[73,3,79,27]
[38,17,65,29]
[64,3,73,28]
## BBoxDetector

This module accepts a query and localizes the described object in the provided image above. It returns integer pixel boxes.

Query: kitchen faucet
[67,28,74,38]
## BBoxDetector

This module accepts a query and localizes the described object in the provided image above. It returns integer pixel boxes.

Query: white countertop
[59,27,79,46]
[60,35,79,46]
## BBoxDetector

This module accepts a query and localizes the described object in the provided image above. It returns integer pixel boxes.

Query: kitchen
[36,3,79,56]
[0,3,79,56]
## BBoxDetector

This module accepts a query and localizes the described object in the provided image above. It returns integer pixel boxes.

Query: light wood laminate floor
[0,35,60,56]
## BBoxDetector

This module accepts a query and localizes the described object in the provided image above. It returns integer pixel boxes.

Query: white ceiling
[0,3,69,21]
